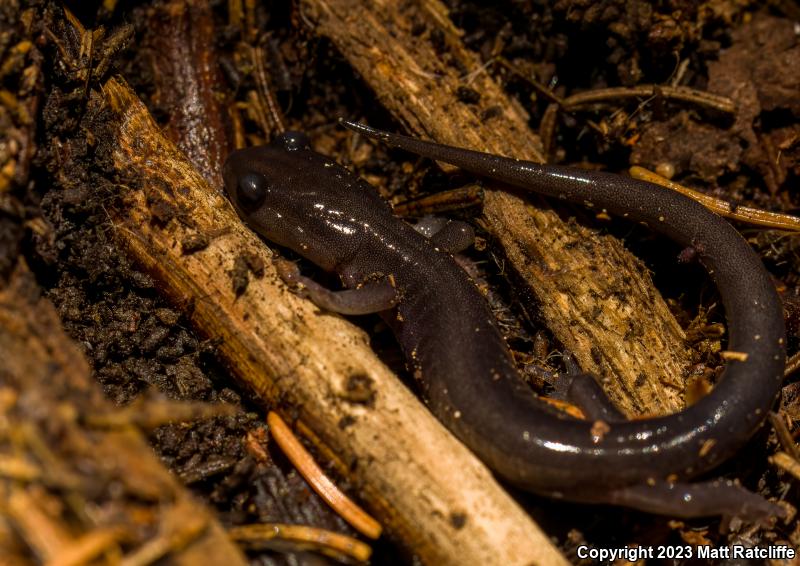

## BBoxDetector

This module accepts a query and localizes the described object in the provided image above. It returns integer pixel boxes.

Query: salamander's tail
[338,119,525,177]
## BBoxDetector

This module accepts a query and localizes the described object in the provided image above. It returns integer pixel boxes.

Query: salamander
[223,122,787,520]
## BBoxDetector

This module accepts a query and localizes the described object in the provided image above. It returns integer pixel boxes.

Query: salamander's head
[223,131,389,271]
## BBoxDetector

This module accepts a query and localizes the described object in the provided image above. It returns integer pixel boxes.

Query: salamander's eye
[237,173,267,208]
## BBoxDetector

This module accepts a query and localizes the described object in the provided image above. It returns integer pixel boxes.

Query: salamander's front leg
[413,217,475,253]
[276,259,400,315]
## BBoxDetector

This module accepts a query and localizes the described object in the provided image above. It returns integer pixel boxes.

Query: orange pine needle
[630,166,800,232]
[267,411,382,540]
[229,522,372,563]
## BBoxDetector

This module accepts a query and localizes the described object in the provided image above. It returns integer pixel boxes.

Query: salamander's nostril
[275,131,310,151]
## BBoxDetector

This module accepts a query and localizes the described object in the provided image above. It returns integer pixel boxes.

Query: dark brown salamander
[223,123,787,521]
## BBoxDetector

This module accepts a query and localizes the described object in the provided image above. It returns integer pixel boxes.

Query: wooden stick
[97,77,568,566]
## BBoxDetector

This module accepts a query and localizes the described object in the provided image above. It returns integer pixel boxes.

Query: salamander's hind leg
[276,259,399,315]
[599,479,785,524]
[553,353,626,422]
[413,216,475,253]
[564,373,627,422]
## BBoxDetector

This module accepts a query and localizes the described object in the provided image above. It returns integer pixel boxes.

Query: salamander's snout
[221,154,240,202]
